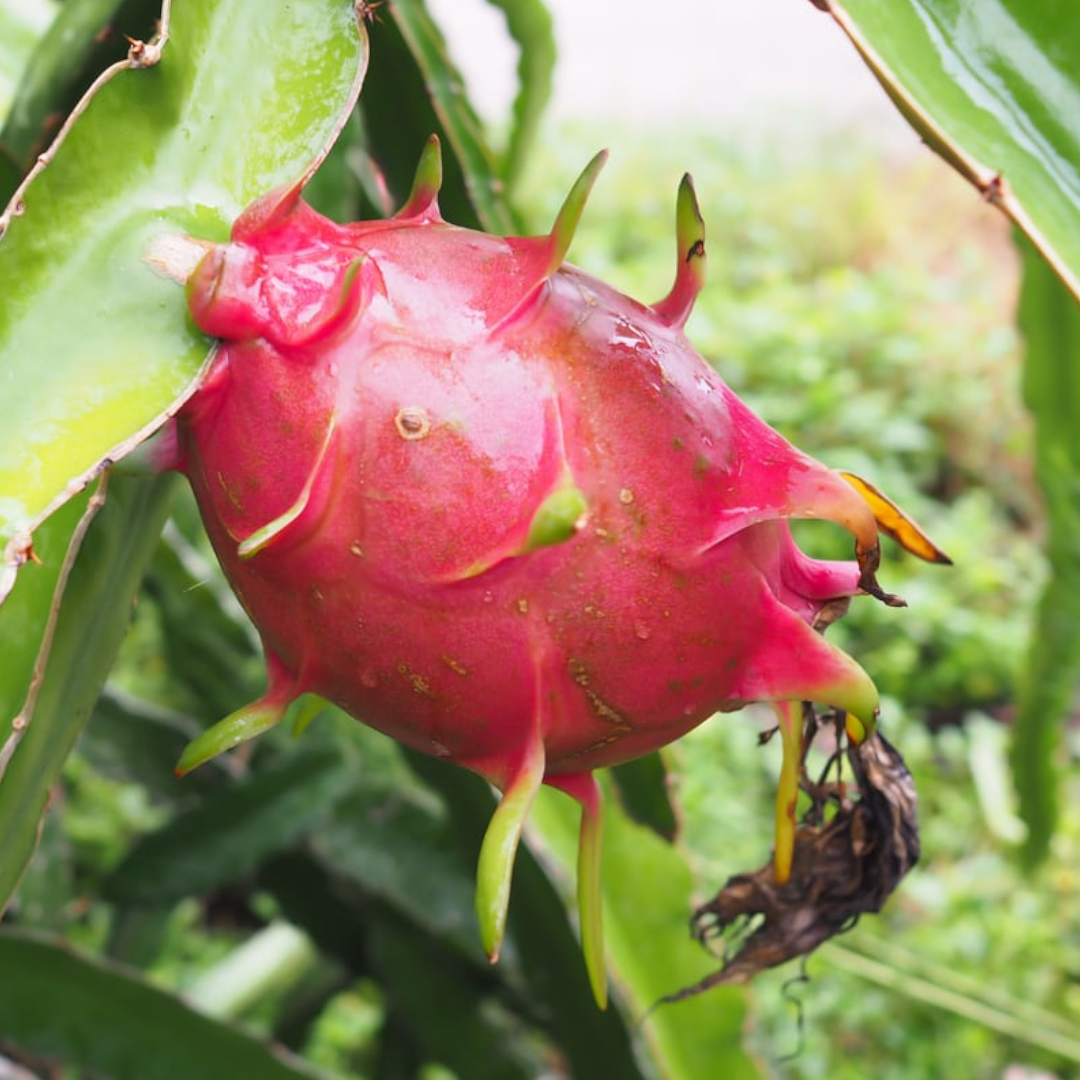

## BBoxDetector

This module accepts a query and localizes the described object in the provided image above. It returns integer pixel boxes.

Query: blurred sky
[426,0,917,149]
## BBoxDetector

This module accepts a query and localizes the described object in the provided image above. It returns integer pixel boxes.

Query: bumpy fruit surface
[173,138,932,1004]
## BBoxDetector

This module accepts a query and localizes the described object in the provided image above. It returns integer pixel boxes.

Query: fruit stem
[773,700,803,884]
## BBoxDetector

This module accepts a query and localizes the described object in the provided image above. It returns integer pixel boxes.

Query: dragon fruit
[169,137,941,1005]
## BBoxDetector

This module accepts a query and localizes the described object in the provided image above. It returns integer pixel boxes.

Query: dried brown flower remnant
[666,719,919,999]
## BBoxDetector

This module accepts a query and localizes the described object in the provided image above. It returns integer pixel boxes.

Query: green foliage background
[2,2,1080,1079]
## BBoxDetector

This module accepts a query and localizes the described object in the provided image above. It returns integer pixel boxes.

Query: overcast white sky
[427,0,914,146]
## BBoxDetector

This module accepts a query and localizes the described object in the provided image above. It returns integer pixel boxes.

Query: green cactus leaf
[0,490,97,782]
[0,0,369,601]
[316,739,495,964]
[481,0,556,194]
[362,915,542,1080]
[820,0,1080,303]
[0,0,57,129]
[0,153,15,204]
[0,0,368,911]
[81,686,231,796]
[0,475,177,914]
[609,751,679,841]
[365,0,515,233]
[1011,234,1080,864]
[0,929,336,1080]
[104,746,354,906]
[1,0,149,185]
[141,507,265,719]
[822,1,1080,860]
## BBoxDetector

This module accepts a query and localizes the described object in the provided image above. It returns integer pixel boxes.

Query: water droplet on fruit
[361,668,379,688]
[635,621,651,640]
[609,316,652,351]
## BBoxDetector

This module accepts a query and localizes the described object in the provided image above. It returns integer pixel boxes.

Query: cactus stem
[772,700,802,884]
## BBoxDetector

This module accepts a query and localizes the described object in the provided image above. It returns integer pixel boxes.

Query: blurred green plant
[817,0,1080,873]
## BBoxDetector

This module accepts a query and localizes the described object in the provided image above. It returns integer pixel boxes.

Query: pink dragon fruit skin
[172,138,916,1005]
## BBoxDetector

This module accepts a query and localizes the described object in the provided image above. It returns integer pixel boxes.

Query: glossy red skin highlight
[177,185,880,792]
